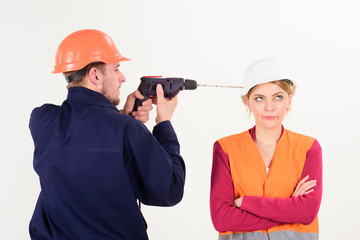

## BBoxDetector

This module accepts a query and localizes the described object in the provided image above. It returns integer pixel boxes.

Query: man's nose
[118,71,126,83]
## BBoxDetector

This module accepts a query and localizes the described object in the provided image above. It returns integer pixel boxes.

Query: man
[29,29,186,239]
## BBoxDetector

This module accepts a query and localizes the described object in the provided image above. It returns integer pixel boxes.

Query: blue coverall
[29,87,186,239]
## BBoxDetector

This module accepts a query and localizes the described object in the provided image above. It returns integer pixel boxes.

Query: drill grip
[133,96,149,111]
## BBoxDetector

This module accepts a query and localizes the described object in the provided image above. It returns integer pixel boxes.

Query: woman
[210,59,322,240]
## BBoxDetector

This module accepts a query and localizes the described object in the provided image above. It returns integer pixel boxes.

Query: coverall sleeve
[124,120,185,207]
[210,142,281,233]
[240,140,323,225]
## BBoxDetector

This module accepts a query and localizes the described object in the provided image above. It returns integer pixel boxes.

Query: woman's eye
[255,97,263,102]
[275,95,283,100]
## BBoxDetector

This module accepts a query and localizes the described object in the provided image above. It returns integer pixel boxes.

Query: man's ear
[88,67,100,85]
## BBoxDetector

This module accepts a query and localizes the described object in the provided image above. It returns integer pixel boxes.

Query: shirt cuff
[153,121,175,140]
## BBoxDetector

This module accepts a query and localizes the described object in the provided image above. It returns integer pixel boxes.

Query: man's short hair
[64,62,106,89]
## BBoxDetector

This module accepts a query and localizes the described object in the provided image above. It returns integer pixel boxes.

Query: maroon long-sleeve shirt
[210,127,322,233]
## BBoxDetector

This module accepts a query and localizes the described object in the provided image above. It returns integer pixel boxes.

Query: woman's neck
[255,125,282,145]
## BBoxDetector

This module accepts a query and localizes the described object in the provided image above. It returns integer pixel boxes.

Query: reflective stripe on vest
[217,129,318,239]
[218,231,318,240]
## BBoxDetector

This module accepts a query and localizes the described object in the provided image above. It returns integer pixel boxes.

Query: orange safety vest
[217,129,318,239]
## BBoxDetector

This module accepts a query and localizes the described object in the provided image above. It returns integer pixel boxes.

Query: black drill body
[133,76,197,111]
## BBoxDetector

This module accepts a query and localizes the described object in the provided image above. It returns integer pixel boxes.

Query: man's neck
[83,77,100,93]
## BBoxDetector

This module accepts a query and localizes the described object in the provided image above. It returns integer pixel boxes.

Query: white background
[1,0,359,239]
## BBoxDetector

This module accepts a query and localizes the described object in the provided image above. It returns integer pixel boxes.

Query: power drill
[133,76,198,111]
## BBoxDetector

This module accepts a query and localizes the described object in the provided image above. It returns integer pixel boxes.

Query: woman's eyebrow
[272,92,285,96]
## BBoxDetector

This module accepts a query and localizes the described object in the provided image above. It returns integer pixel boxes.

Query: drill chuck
[184,79,197,90]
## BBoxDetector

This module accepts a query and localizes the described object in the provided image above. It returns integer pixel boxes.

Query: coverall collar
[66,87,119,111]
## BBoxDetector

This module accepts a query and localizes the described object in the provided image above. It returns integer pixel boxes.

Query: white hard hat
[241,58,291,96]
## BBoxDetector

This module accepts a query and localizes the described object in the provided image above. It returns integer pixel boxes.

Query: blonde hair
[64,62,106,89]
[241,79,296,105]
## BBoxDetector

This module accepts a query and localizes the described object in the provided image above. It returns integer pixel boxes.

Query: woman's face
[246,82,292,130]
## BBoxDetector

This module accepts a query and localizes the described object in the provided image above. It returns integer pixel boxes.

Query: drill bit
[183,79,242,90]
[197,83,242,89]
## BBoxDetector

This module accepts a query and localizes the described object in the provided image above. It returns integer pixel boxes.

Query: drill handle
[133,96,149,112]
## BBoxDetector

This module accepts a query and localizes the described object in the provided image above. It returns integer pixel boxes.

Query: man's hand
[120,90,153,124]
[155,84,178,124]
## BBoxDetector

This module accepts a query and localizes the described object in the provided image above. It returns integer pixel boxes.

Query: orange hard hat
[53,29,130,73]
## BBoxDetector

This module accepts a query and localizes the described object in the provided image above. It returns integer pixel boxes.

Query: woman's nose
[265,100,274,111]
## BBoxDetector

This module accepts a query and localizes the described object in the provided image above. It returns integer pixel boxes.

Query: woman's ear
[245,96,251,110]
[288,93,293,108]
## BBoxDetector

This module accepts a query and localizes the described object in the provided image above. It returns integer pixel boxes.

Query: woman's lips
[264,116,276,120]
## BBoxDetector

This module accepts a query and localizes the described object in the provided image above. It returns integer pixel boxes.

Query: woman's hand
[234,175,316,208]
[292,175,317,197]
[234,197,243,208]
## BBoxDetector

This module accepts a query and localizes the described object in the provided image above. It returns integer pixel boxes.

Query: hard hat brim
[241,76,291,96]
[52,56,131,74]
